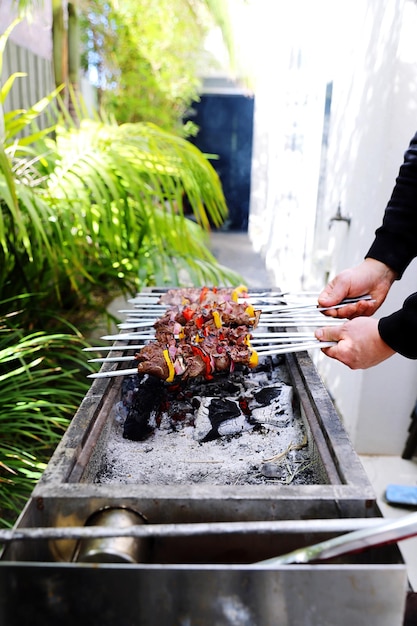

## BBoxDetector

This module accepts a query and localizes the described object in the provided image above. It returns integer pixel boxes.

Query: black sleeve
[366,133,417,357]
[378,293,417,358]
[366,132,417,277]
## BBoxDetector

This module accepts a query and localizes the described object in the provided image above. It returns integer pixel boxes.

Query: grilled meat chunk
[135,287,260,382]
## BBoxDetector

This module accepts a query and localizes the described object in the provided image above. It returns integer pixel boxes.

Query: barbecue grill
[0,288,410,625]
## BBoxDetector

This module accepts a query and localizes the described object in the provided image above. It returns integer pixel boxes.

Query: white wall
[312,0,417,454]
[308,0,417,454]
[249,0,417,454]
[0,0,53,60]
[1,2,55,129]
[248,1,338,293]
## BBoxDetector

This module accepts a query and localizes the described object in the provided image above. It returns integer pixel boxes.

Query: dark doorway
[187,93,255,232]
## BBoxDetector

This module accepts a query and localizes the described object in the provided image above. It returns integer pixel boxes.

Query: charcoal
[253,386,283,405]
[123,376,164,441]
[200,398,242,442]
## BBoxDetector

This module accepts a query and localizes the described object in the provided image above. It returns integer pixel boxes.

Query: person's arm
[315,132,417,367]
[315,317,395,369]
[378,293,417,358]
[317,258,397,318]
[366,132,417,276]
[318,132,417,319]
[315,293,417,366]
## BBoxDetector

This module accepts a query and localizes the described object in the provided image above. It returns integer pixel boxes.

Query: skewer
[102,312,344,341]
[252,297,374,314]
[88,334,334,363]
[109,298,372,343]
[84,289,351,378]
[116,298,373,329]
[249,294,364,305]
[119,306,167,313]
[100,319,342,341]
[126,290,287,302]
[127,291,370,303]
[88,355,140,363]
[246,290,317,298]
[121,305,284,317]
[118,312,347,329]
[87,367,139,379]
[121,302,168,308]
[84,330,327,350]
[87,335,325,362]
[86,341,337,378]
[259,316,327,323]
[82,342,152,352]
[128,289,324,302]
[118,306,335,323]
[257,318,342,324]
[254,340,337,355]
[85,333,321,352]
[259,298,374,317]
[128,294,166,301]
[120,296,373,319]
[100,332,155,341]
[252,331,326,337]
[83,331,327,355]
[119,321,157,329]
[115,319,156,326]
[256,322,340,328]
[250,335,317,344]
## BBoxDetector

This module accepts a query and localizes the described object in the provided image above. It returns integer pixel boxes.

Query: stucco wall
[249,0,417,454]
[312,0,417,455]
[248,1,336,293]
[0,0,53,60]
[1,1,55,123]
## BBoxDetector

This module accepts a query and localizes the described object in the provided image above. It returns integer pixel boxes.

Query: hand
[318,258,398,319]
[315,317,395,369]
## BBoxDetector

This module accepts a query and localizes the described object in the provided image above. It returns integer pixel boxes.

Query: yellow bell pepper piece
[163,348,175,382]
[249,349,259,368]
[231,284,248,302]
[212,310,222,328]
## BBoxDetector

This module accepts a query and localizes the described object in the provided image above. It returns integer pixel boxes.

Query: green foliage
[0,35,242,519]
[0,301,92,525]
[1,109,242,307]
[79,0,232,130]
[0,39,242,310]
[0,12,243,523]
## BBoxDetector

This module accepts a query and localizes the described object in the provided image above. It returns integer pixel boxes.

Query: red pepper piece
[191,345,213,379]
[199,286,209,303]
[182,306,194,322]
[195,315,204,329]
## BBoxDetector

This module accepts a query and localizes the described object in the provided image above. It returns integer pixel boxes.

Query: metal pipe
[73,508,148,564]
[0,518,381,544]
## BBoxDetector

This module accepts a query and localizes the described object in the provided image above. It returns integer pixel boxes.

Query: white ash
[94,366,321,486]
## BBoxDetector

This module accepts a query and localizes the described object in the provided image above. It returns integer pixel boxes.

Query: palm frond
[0,302,93,524]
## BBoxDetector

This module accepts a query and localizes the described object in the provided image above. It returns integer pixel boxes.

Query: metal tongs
[257,511,417,566]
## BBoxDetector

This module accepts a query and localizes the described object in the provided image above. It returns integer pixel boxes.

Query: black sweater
[366,132,417,358]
